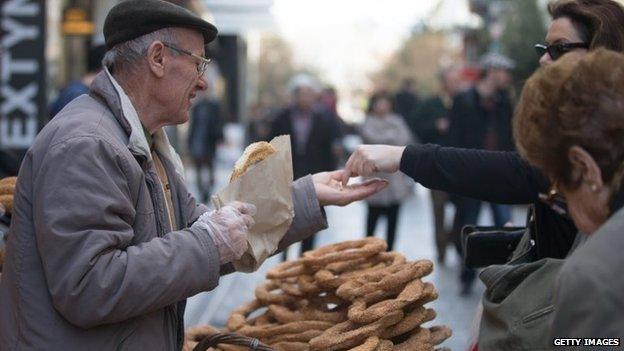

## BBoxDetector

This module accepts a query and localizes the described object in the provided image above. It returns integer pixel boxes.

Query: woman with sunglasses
[514,48,624,341]
[343,0,624,261]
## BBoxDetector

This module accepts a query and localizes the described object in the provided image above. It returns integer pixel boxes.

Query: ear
[145,41,166,78]
[568,145,604,188]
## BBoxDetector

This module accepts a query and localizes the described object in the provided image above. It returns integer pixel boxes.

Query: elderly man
[0,1,386,350]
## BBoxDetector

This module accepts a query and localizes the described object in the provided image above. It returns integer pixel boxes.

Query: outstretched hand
[313,170,388,207]
[341,145,406,187]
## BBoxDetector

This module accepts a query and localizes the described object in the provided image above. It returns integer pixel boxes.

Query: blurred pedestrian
[360,92,414,251]
[246,101,271,143]
[188,86,224,202]
[410,67,462,263]
[318,86,347,166]
[448,52,516,295]
[49,44,106,118]
[271,75,338,256]
[394,78,419,123]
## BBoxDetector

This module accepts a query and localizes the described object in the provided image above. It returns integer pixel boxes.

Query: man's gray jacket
[0,71,327,350]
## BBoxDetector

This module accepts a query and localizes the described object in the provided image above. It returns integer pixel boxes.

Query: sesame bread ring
[267,260,307,280]
[237,320,333,339]
[226,299,266,331]
[0,177,17,186]
[302,237,387,268]
[272,341,309,351]
[0,195,13,215]
[255,281,299,306]
[308,310,403,351]
[428,325,452,346]
[315,252,405,289]
[374,340,393,351]
[381,307,436,339]
[0,184,15,196]
[391,328,433,351]
[348,279,426,324]
[348,336,381,351]
[336,260,433,301]
[263,329,324,345]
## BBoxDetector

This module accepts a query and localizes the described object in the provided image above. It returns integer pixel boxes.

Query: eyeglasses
[538,182,569,218]
[162,42,212,75]
[534,42,589,61]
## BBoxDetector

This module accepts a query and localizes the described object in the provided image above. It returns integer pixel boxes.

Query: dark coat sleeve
[399,144,549,204]
[399,143,578,259]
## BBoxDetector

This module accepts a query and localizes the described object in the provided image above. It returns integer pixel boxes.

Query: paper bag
[211,135,294,272]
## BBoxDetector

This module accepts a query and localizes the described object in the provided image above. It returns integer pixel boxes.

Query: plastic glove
[192,201,256,264]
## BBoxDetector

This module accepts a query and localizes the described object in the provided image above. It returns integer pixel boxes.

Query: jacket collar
[89,69,186,178]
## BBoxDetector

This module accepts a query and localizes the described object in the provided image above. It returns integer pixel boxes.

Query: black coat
[400,144,578,260]
[394,90,418,121]
[410,95,451,146]
[188,99,223,160]
[449,87,514,151]
[270,107,337,179]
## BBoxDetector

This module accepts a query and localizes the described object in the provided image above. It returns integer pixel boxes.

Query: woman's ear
[146,41,166,78]
[568,145,604,189]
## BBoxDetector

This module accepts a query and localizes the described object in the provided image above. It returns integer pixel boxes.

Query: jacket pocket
[521,305,555,324]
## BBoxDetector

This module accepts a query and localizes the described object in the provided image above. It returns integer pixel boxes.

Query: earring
[590,184,598,192]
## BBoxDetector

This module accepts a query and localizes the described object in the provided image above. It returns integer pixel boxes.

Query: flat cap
[104,0,218,50]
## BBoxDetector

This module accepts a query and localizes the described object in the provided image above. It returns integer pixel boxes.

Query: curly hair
[514,49,624,189]
[548,0,624,51]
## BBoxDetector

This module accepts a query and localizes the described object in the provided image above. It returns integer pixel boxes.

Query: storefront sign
[62,7,94,35]
[1,0,46,149]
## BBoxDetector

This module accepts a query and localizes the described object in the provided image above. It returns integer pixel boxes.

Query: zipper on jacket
[144,169,166,238]
[142,163,180,350]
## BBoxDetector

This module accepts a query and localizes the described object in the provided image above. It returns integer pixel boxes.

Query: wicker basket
[185,326,275,351]
[192,332,275,351]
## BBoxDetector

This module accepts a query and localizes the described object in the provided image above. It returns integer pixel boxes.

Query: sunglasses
[534,42,589,61]
[538,182,569,218]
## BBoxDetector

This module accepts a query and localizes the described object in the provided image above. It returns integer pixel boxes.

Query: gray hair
[102,27,179,76]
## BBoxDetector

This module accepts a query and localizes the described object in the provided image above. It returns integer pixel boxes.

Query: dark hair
[514,49,624,189]
[367,91,393,114]
[548,0,624,52]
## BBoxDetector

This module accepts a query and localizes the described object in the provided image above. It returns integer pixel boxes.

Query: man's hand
[192,201,256,264]
[313,170,388,207]
[341,145,406,186]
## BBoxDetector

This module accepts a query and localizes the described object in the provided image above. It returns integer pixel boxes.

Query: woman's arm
[341,143,548,204]
[400,144,548,204]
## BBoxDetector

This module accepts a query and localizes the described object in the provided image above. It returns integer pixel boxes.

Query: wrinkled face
[162,29,208,125]
[540,17,589,66]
